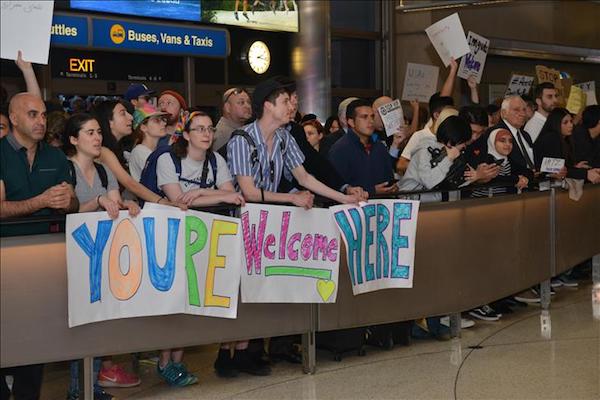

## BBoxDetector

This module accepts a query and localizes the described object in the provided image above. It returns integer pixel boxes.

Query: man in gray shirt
[213,87,252,151]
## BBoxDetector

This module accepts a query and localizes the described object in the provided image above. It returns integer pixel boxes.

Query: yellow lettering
[204,220,237,308]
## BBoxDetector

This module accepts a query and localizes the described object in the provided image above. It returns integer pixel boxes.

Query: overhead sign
[50,14,88,46]
[91,18,229,57]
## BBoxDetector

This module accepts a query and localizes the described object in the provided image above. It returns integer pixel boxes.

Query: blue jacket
[328,129,394,195]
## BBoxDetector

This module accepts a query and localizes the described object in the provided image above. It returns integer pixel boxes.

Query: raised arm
[440,57,458,97]
[16,51,42,99]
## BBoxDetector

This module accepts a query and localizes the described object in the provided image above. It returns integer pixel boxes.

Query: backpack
[68,160,108,190]
[217,129,286,186]
[139,145,218,204]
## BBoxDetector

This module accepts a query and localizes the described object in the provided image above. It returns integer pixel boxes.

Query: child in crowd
[129,104,169,182]
[469,128,531,197]
[62,113,141,399]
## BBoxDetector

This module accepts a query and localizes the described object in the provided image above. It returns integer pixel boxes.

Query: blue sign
[51,15,88,46]
[91,18,228,58]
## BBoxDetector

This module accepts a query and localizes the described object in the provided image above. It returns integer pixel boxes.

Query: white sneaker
[440,316,475,329]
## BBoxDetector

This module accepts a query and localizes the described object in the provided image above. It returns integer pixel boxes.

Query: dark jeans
[0,364,44,400]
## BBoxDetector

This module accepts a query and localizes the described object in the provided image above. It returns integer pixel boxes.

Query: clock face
[248,41,271,75]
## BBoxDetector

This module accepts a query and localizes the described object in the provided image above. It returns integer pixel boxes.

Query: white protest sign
[575,81,598,106]
[540,157,565,174]
[402,63,440,103]
[330,200,420,295]
[1,1,54,64]
[505,74,535,96]
[240,204,340,303]
[377,99,405,137]
[66,207,242,327]
[457,31,490,84]
[425,13,470,67]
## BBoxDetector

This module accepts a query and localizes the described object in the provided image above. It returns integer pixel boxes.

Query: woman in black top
[534,107,600,183]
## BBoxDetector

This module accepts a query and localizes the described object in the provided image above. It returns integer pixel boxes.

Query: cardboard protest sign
[377,99,404,137]
[240,204,341,303]
[540,157,565,174]
[425,13,470,67]
[66,207,242,327]
[457,31,490,84]
[575,81,598,106]
[505,74,535,96]
[536,65,561,87]
[330,200,420,295]
[402,63,440,103]
[1,1,54,64]
[566,86,587,115]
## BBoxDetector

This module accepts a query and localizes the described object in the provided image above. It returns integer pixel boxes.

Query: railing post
[302,304,318,374]
[449,313,461,338]
[83,356,94,400]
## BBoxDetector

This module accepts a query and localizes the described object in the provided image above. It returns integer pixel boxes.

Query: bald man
[1,93,78,221]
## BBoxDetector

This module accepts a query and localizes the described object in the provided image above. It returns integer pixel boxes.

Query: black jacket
[534,130,587,180]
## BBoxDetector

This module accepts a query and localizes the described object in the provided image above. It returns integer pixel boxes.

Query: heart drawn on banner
[316,280,336,302]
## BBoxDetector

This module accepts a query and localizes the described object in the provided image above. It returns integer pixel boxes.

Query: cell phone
[493,158,504,166]
[387,178,399,186]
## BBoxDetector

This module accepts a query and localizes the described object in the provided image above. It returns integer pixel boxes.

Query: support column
[292,0,331,121]
[184,56,195,108]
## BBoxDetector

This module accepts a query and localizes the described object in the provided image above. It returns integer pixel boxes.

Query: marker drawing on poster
[505,74,535,96]
[240,204,341,303]
[575,81,598,106]
[378,99,405,137]
[330,200,420,295]
[457,31,490,84]
[402,63,440,103]
[425,13,470,67]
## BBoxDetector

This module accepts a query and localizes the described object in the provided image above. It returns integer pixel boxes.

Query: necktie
[516,130,534,169]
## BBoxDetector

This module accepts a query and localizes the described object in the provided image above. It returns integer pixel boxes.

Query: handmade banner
[330,200,420,295]
[66,207,242,327]
[575,81,598,106]
[566,85,587,115]
[457,31,490,84]
[402,63,440,103]
[505,74,535,96]
[240,204,340,303]
[425,13,470,67]
[377,99,404,137]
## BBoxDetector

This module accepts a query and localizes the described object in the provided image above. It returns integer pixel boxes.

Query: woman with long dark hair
[534,107,600,183]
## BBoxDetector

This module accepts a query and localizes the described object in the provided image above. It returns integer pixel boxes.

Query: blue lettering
[362,204,376,281]
[391,203,411,279]
[376,204,390,278]
[334,209,363,285]
[143,217,180,291]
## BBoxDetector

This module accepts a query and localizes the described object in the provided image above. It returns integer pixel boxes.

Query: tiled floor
[40,282,599,400]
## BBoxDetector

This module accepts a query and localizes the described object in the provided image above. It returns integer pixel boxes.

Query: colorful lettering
[108,219,143,300]
[205,220,238,308]
[185,216,208,306]
[143,217,180,291]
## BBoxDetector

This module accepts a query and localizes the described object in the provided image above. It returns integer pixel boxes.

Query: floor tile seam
[468,335,600,350]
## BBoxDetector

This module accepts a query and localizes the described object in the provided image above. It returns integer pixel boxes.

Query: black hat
[252,77,294,114]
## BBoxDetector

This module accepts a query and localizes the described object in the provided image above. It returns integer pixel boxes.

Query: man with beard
[157,90,187,146]
[524,82,558,143]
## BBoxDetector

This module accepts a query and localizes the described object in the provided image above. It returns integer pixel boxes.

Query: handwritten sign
[575,81,598,106]
[536,65,561,87]
[330,200,420,295]
[66,207,242,327]
[540,157,565,174]
[0,1,54,64]
[566,86,587,115]
[505,74,535,96]
[457,31,490,84]
[377,99,405,137]
[240,204,341,303]
[425,13,470,67]
[402,63,440,103]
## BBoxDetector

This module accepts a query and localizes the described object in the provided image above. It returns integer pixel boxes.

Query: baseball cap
[124,83,154,102]
[252,77,295,114]
[133,103,169,130]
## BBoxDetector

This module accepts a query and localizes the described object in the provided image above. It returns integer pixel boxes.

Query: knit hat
[159,90,187,110]
[132,103,168,130]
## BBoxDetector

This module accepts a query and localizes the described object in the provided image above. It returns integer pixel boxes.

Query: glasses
[189,125,216,134]
[222,88,246,104]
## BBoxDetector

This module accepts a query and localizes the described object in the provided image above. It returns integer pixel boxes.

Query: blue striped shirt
[227,121,305,192]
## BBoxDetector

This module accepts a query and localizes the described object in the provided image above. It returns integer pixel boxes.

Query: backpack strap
[67,160,77,187]
[94,162,109,190]
[230,129,259,167]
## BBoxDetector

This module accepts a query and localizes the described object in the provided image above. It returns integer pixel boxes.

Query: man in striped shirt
[227,77,361,208]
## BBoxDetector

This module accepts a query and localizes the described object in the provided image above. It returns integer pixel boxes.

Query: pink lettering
[287,233,301,261]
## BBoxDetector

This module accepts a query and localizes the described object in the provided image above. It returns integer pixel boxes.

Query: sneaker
[243,11,250,21]
[214,349,239,378]
[551,278,563,288]
[97,365,140,388]
[468,305,501,321]
[514,289,541,303]
[531,286,556,297]
[557,275,579,288]
[66,388,114,400]
[234,11,239,20]
[440,316,476,329]
[232,350,271,376]
[157,362,198,387]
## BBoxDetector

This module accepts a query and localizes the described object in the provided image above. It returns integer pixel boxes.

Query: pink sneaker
[97,365,141,388]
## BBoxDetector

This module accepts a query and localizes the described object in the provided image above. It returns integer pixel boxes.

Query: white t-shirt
[156,151,232,192]
[524,111,547,143]
[400,119,434,160]
[129,144,153,182]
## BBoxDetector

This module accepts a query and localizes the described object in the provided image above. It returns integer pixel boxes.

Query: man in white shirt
[524,82,558,143]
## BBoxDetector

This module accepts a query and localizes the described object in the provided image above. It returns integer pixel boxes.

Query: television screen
[201,0,298,33]
[70,0,202,23]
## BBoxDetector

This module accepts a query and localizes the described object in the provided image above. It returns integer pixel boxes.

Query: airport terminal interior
[1,1,599,399]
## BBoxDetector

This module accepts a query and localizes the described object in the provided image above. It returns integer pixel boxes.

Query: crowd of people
[1,53,599,399]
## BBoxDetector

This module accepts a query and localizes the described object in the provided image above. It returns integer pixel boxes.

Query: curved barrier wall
[2,187,599,368]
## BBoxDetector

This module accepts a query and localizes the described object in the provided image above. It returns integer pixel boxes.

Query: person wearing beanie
[158,90,188,146]
[129,104,169,181]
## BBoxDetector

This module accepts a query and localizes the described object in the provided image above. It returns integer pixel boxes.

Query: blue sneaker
[157,362,198,387]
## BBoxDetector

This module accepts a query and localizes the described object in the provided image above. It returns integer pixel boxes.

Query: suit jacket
[487,119,535,172]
